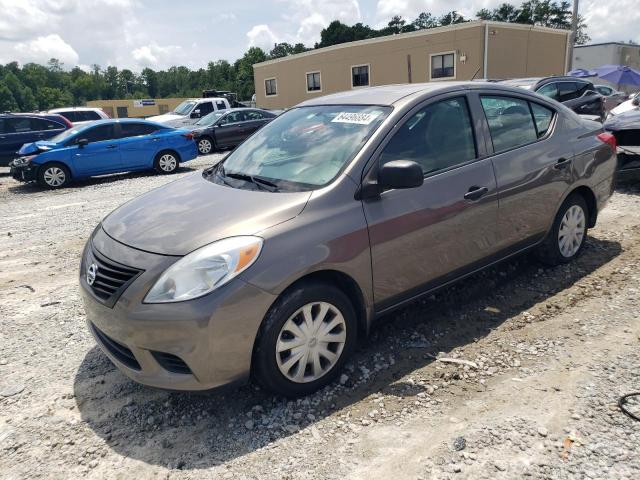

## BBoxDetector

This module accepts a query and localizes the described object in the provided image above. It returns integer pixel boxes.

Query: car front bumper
[80,227,277,391]
[9,161,38,183]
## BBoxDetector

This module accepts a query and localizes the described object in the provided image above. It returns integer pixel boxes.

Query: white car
[608,93,639,118]
[148,98,231,127]
[48,107,110,126]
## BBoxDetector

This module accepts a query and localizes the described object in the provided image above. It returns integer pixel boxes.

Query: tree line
[0,1,589,112]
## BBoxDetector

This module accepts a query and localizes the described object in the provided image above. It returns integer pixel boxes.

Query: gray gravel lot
[0,159,639,480]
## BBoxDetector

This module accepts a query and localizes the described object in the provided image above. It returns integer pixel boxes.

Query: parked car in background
[190,108,277,154]
[0,112,73,166]
[604,108,640,177]
[499,77,605,120]
[48,107,110,126]
[607,93,639,119]
[9,119,197,188]
[79,82,616,397]
[147,98,231,128]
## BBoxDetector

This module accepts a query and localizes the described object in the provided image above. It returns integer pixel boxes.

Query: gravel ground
[0,158,639,480]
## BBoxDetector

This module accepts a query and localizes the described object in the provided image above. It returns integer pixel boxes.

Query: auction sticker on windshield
[331,111,381,125]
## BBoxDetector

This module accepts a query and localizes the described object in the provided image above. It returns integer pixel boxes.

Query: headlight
[13,155,35,166]
[144,236,263,303]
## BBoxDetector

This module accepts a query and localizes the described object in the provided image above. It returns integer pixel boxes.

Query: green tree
[0,83,19,111]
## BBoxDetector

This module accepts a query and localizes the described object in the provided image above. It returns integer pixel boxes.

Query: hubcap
[276,302,347,384]
[558,204,586,258]
[43,167,65,186]
[159,154,177,172]
[198,139,212,154]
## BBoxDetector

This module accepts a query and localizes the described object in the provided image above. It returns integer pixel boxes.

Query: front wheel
[197,137,214,155]
[38,163,70,188]
[154,151,179,174]
[537,193,588,265]
[253,282,357,397]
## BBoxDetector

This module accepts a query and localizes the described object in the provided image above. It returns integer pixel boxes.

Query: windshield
[196,111,225,126]
[208,105,391,192]
[173,100,197,116]
[49,126,86,143]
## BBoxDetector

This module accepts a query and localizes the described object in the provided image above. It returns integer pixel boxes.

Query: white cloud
[12,34,79,65]
[131,43,183,68]
[219,12,237,22]
[246,0,361,49]
[247,24,279,51]
[582,0,640,45]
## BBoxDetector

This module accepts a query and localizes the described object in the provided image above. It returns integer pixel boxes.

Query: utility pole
[567,0,580,72]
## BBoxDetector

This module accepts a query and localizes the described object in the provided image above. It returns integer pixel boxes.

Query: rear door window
[78,124,116,143]
[480,96,538,152]
[59,111,78,122]
[30,118,64,131]
[118,123,159,138]
[379,97,477,174]
[557,82,579,102]
[536,83,559,101]
[5,117,33,133]
[219,111,246,125]
[245,110,265,120]
[215,100,227,110]
[82,110,102,121]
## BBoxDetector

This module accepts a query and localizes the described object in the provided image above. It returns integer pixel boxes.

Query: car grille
[91,323,141,371]
[151,351,192,375]
[86,246,142,308]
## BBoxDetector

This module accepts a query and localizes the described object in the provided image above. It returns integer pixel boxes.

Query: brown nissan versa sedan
[80,82,617,397]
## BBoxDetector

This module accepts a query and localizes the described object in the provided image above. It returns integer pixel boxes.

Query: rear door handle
[554,157,572,169]
[464,186,489,201]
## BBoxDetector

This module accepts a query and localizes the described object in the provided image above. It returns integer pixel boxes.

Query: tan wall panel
[86,98,186,118]
[254,25,487,109]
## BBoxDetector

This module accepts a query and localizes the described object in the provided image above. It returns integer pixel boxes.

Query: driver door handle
[554,157,572,169]
[464,186,489,201]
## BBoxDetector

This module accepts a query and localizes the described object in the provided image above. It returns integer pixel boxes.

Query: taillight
[597,132,617,151]
[181,132,194,140]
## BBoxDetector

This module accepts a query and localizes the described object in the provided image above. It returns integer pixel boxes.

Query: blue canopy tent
[592,65,640,90]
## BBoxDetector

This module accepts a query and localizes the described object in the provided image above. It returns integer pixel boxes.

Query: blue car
[9,119,198,188]
[1,112,73,166]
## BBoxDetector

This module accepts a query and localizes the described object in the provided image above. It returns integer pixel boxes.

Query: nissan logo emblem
[87,263,98,286]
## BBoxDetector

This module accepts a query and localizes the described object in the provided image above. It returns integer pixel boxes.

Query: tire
[38,162,71,189]
[153,151,179,174]
[536,193,588,265]
[197,136,215,155]
[253,282,358,397]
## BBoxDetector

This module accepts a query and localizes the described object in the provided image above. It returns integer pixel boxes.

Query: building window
[430,52,455,80]
[351,65,370,87]
[265,78,277,96]
[306,71,321,92]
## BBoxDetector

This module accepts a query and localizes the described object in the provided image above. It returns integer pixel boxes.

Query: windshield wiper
[225,172,279,192]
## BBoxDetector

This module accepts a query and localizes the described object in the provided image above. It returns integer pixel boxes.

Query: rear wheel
[38,163,70,188]
[197,136,214,155]
[253,282,357,397]
[537,193,588,265]
[154,151,179,174]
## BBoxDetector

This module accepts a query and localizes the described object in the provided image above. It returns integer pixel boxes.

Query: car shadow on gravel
[4,165,202,194]
[73,235,621,470]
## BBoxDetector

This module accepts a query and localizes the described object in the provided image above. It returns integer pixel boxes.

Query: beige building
[253,21,571,109]
[86,98,187,119]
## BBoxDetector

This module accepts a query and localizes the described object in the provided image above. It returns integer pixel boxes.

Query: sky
[0,0,638,72]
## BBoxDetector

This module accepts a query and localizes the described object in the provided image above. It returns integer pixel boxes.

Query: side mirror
[77,138,89,148]
[379,160,424,190]
[191,109,201,118]
[633,97,640,106]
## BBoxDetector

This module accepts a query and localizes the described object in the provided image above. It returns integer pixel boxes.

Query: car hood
[101,172,312,256]
[18,140,59,155]
[147,113,182,124]
[604,109,640,131]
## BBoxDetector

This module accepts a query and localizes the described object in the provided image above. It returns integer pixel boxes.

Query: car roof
[70,118,168,129]
[49,107,102,112]
[297,81,537,107]
[0,112,68,119]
